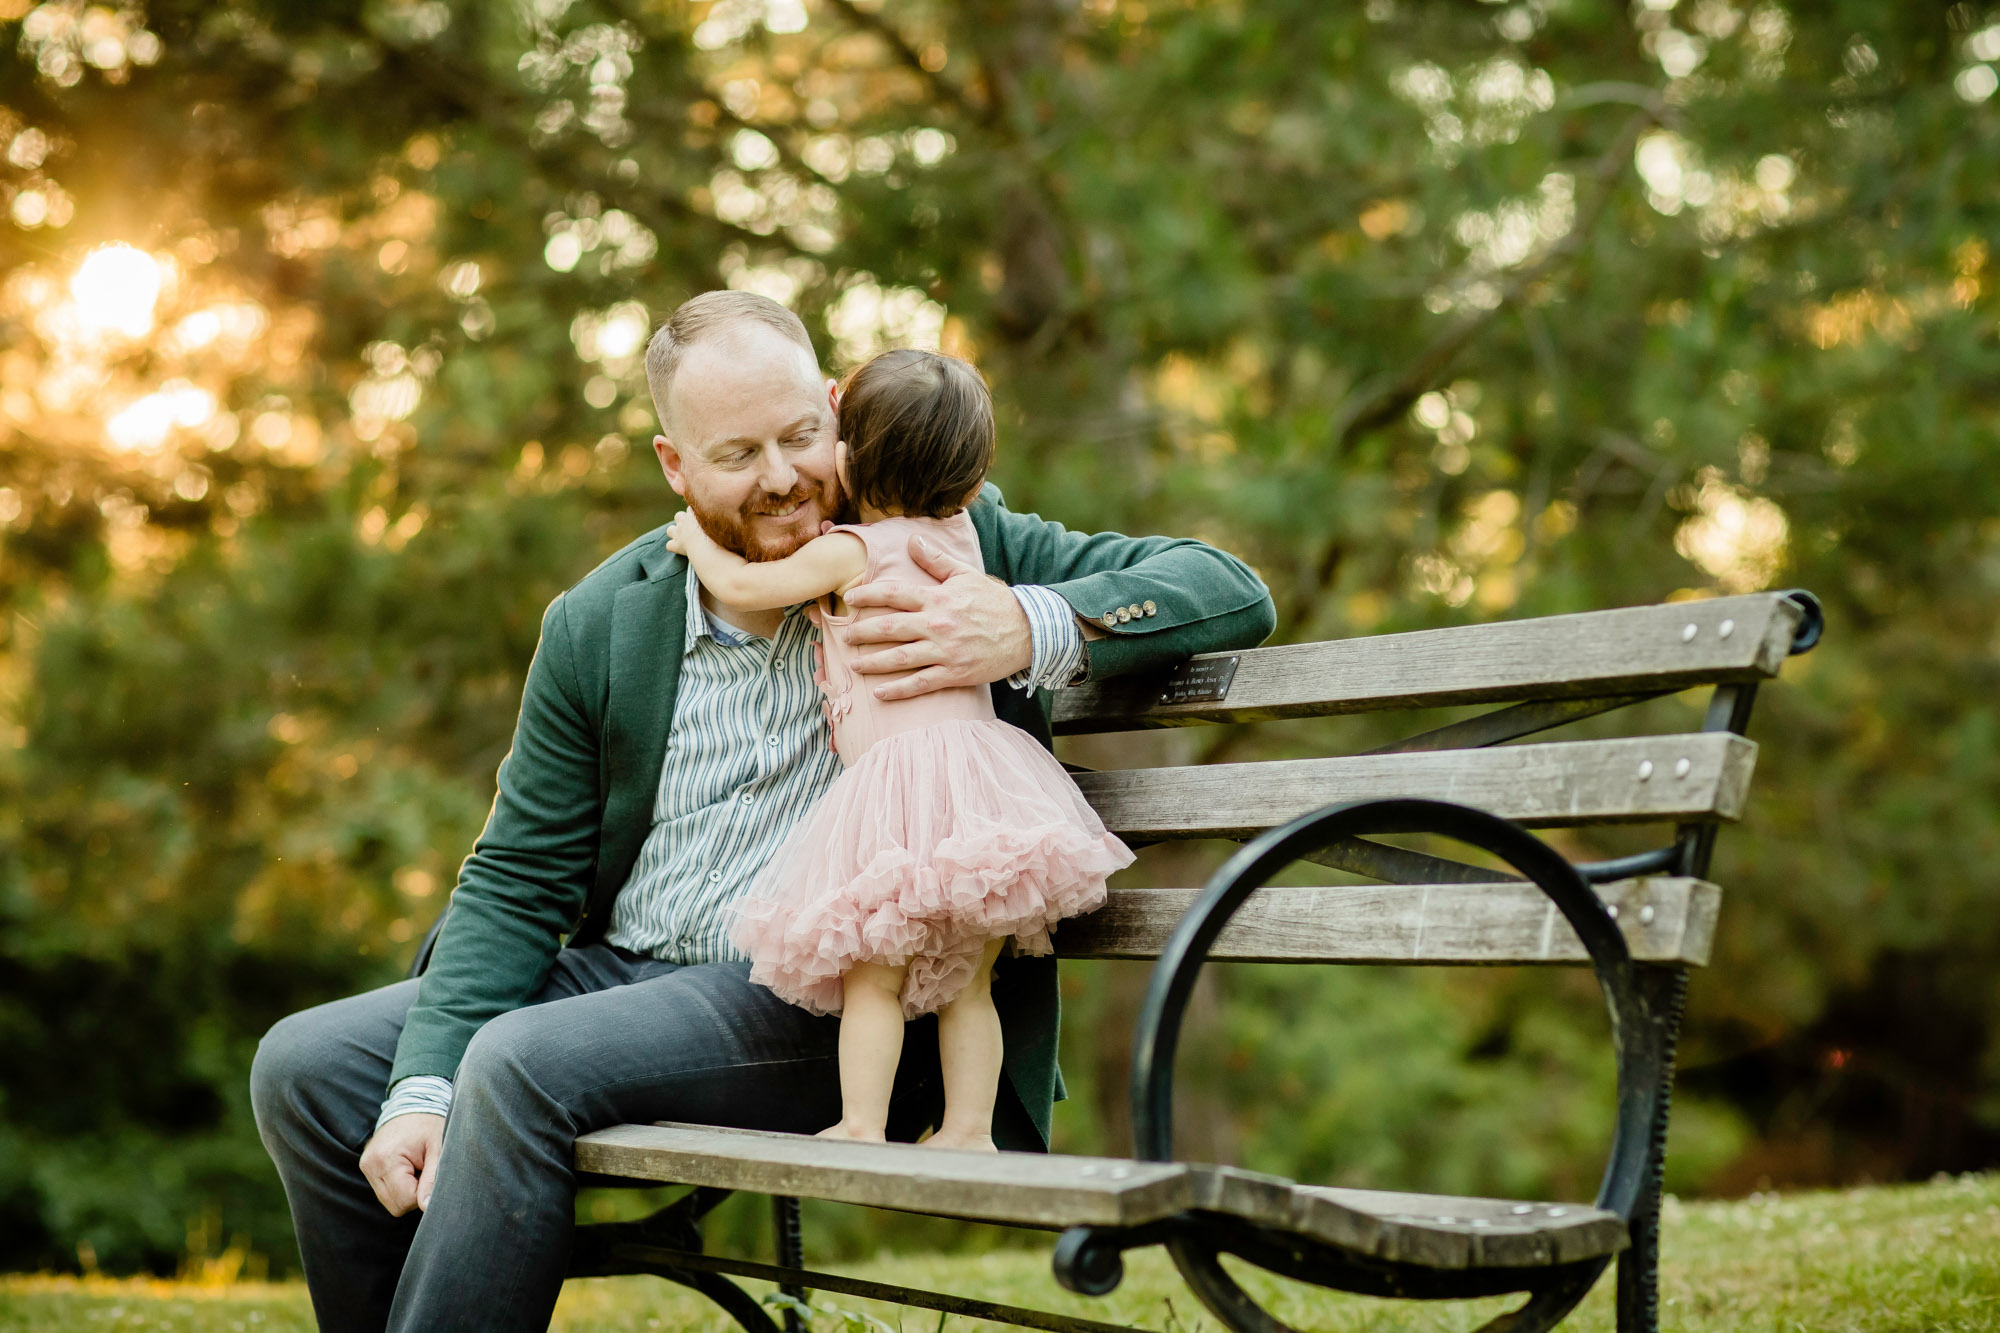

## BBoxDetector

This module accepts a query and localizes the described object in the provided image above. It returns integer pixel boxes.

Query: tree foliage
[2,0,1998,1275]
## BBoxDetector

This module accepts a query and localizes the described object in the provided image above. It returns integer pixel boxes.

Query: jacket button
[1100,613,1119,629]
[1142,600,1157,616]
[1116,608,1131,623]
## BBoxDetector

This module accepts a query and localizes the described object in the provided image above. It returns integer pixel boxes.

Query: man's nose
[755,444,798,495]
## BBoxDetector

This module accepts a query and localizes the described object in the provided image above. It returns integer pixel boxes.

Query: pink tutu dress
[728,511,1134,1018]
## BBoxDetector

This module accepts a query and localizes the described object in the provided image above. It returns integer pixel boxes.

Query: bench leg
[644,1264,785,1333]
[773,1195,807,1333]
[1615,966,1688,1333]
[570,1188,782,1333]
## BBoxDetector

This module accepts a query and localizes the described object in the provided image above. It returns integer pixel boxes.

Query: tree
[2,0,1997,1273]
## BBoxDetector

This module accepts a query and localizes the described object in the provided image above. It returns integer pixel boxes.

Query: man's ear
[653,434,689,498]
[826,377,840,416]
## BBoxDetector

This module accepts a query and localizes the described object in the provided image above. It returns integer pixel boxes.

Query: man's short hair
[645,291,818,428]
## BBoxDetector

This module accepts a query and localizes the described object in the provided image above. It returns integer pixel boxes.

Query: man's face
[653,326,841,563]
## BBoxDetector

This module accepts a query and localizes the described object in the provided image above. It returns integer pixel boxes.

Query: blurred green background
[2,0,1998,1280]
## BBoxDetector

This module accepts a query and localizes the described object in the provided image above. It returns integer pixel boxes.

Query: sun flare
[70,243,163,339]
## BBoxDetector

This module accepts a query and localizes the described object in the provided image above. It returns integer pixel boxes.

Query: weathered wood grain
[1189,1167,1627,1269]
[1054,877,1720,966]
[1055,593,1801,733]
[1075,733,1757,836]
[573,1122,1193,1228]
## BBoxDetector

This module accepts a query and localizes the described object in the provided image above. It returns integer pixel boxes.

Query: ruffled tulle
[728,717,1132,1017]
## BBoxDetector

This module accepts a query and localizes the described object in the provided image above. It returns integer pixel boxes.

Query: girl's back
[814,511,995,763]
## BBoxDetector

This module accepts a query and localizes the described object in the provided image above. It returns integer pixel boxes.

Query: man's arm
[976,490,1275,679]
[387,593,601,1088]
[842,487,1273,695]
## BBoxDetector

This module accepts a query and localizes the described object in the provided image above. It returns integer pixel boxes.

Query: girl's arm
[666,509,868,610]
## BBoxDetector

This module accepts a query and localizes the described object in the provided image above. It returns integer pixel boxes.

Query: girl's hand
[666,509,719,559]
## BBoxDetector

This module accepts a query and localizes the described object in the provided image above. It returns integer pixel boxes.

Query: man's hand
[361,1113,446,1216]
[843,535,1032,700]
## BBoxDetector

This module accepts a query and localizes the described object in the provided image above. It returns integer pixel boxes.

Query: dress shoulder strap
[825,520,887,583]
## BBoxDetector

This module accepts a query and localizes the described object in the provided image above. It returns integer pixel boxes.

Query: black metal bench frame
[414,589,1823,1333]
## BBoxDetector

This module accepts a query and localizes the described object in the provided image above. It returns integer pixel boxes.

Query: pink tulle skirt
[728,718,1134,1018]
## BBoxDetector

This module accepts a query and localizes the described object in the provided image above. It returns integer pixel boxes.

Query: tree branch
[376,43,777,252]
[821,0,988,123]
[1207,106,1664,769]
[1326,105,1659,454]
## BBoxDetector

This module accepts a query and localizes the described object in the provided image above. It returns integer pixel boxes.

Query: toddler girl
[665,348,1132,1152]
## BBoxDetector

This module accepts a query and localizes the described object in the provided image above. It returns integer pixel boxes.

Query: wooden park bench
[548,588,1823,1333]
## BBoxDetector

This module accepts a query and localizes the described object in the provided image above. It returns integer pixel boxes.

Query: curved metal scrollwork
[1122,797,1673,1333]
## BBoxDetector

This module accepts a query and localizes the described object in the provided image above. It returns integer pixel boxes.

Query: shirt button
[767,736,780,745]
[708,871,721,882]
[742,792,754,803]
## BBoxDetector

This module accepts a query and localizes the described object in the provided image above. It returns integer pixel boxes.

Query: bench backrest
[1053,592,1808,970]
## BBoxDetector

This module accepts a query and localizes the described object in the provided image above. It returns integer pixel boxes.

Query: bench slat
[1054,593,1799,733]
[1191,1168,1626,1269]
[573,1125,1624,1272]
[1055,877,1719,966]
[574,1123,1192,1229]
[1076,733,1756,837]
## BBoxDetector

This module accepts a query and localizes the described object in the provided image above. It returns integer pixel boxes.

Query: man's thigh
[454,961,938,1138]
[254,945,649,1149]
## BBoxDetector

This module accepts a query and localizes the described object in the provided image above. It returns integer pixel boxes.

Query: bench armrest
[1125,797,1666,1226]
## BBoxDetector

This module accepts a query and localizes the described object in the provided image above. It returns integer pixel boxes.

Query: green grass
[4,1174,1996,1332]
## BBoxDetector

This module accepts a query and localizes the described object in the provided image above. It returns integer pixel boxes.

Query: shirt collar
[682,564,794,652]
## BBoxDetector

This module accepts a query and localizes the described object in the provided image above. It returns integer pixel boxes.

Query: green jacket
[392,486,1275,1149]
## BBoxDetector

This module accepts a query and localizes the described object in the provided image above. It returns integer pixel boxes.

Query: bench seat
[1191,1170,1625,1269]
[575,1122,1626,1271]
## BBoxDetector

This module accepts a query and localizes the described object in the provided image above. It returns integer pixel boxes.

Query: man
[251,291,1275,1332]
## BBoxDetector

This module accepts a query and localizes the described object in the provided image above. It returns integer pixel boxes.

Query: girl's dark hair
[837,349,995,519]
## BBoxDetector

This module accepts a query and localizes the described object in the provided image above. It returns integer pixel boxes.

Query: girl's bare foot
[815,1120,886,1142]
[922,1128,997,1152]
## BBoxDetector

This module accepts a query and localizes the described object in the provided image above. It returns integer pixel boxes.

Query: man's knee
[251,987,405,1147]
[251,1009,332,1139]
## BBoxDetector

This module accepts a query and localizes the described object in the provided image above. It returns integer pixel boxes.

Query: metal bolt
[1638,760,1654,780]
[1511,1204,1534,1215]
[1681,622,1698,642]
[1471,1219,1492,1228]
[1719,618,1735,639]
[1548,1206,1569,1217]
[1675,756,1692,778]
[1639,905,1656,925]
[1606,903,1619,920]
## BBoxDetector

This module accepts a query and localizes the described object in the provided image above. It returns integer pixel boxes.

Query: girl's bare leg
[924,939,1007,1152]
[818,960,908,1141]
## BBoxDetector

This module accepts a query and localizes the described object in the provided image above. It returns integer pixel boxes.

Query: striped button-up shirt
[602,570,841,960]
[376,566,1086,1127]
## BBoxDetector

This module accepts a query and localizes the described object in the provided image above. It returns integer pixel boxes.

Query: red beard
[687,476,843,563]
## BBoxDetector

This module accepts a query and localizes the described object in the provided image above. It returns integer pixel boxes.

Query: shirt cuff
[1008,584,1089,692]
[376,1074,454,1131]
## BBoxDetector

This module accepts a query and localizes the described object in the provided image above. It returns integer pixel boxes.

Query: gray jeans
[249,945,958,1332]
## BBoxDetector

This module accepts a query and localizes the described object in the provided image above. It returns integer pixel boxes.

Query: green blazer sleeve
[388,593,601,1084]
[970,485,1276,677]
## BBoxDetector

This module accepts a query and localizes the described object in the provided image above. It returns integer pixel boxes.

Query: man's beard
[688,476,844,563]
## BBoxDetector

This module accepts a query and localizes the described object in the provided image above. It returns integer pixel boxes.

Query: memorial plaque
[1156,655,1239,706]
